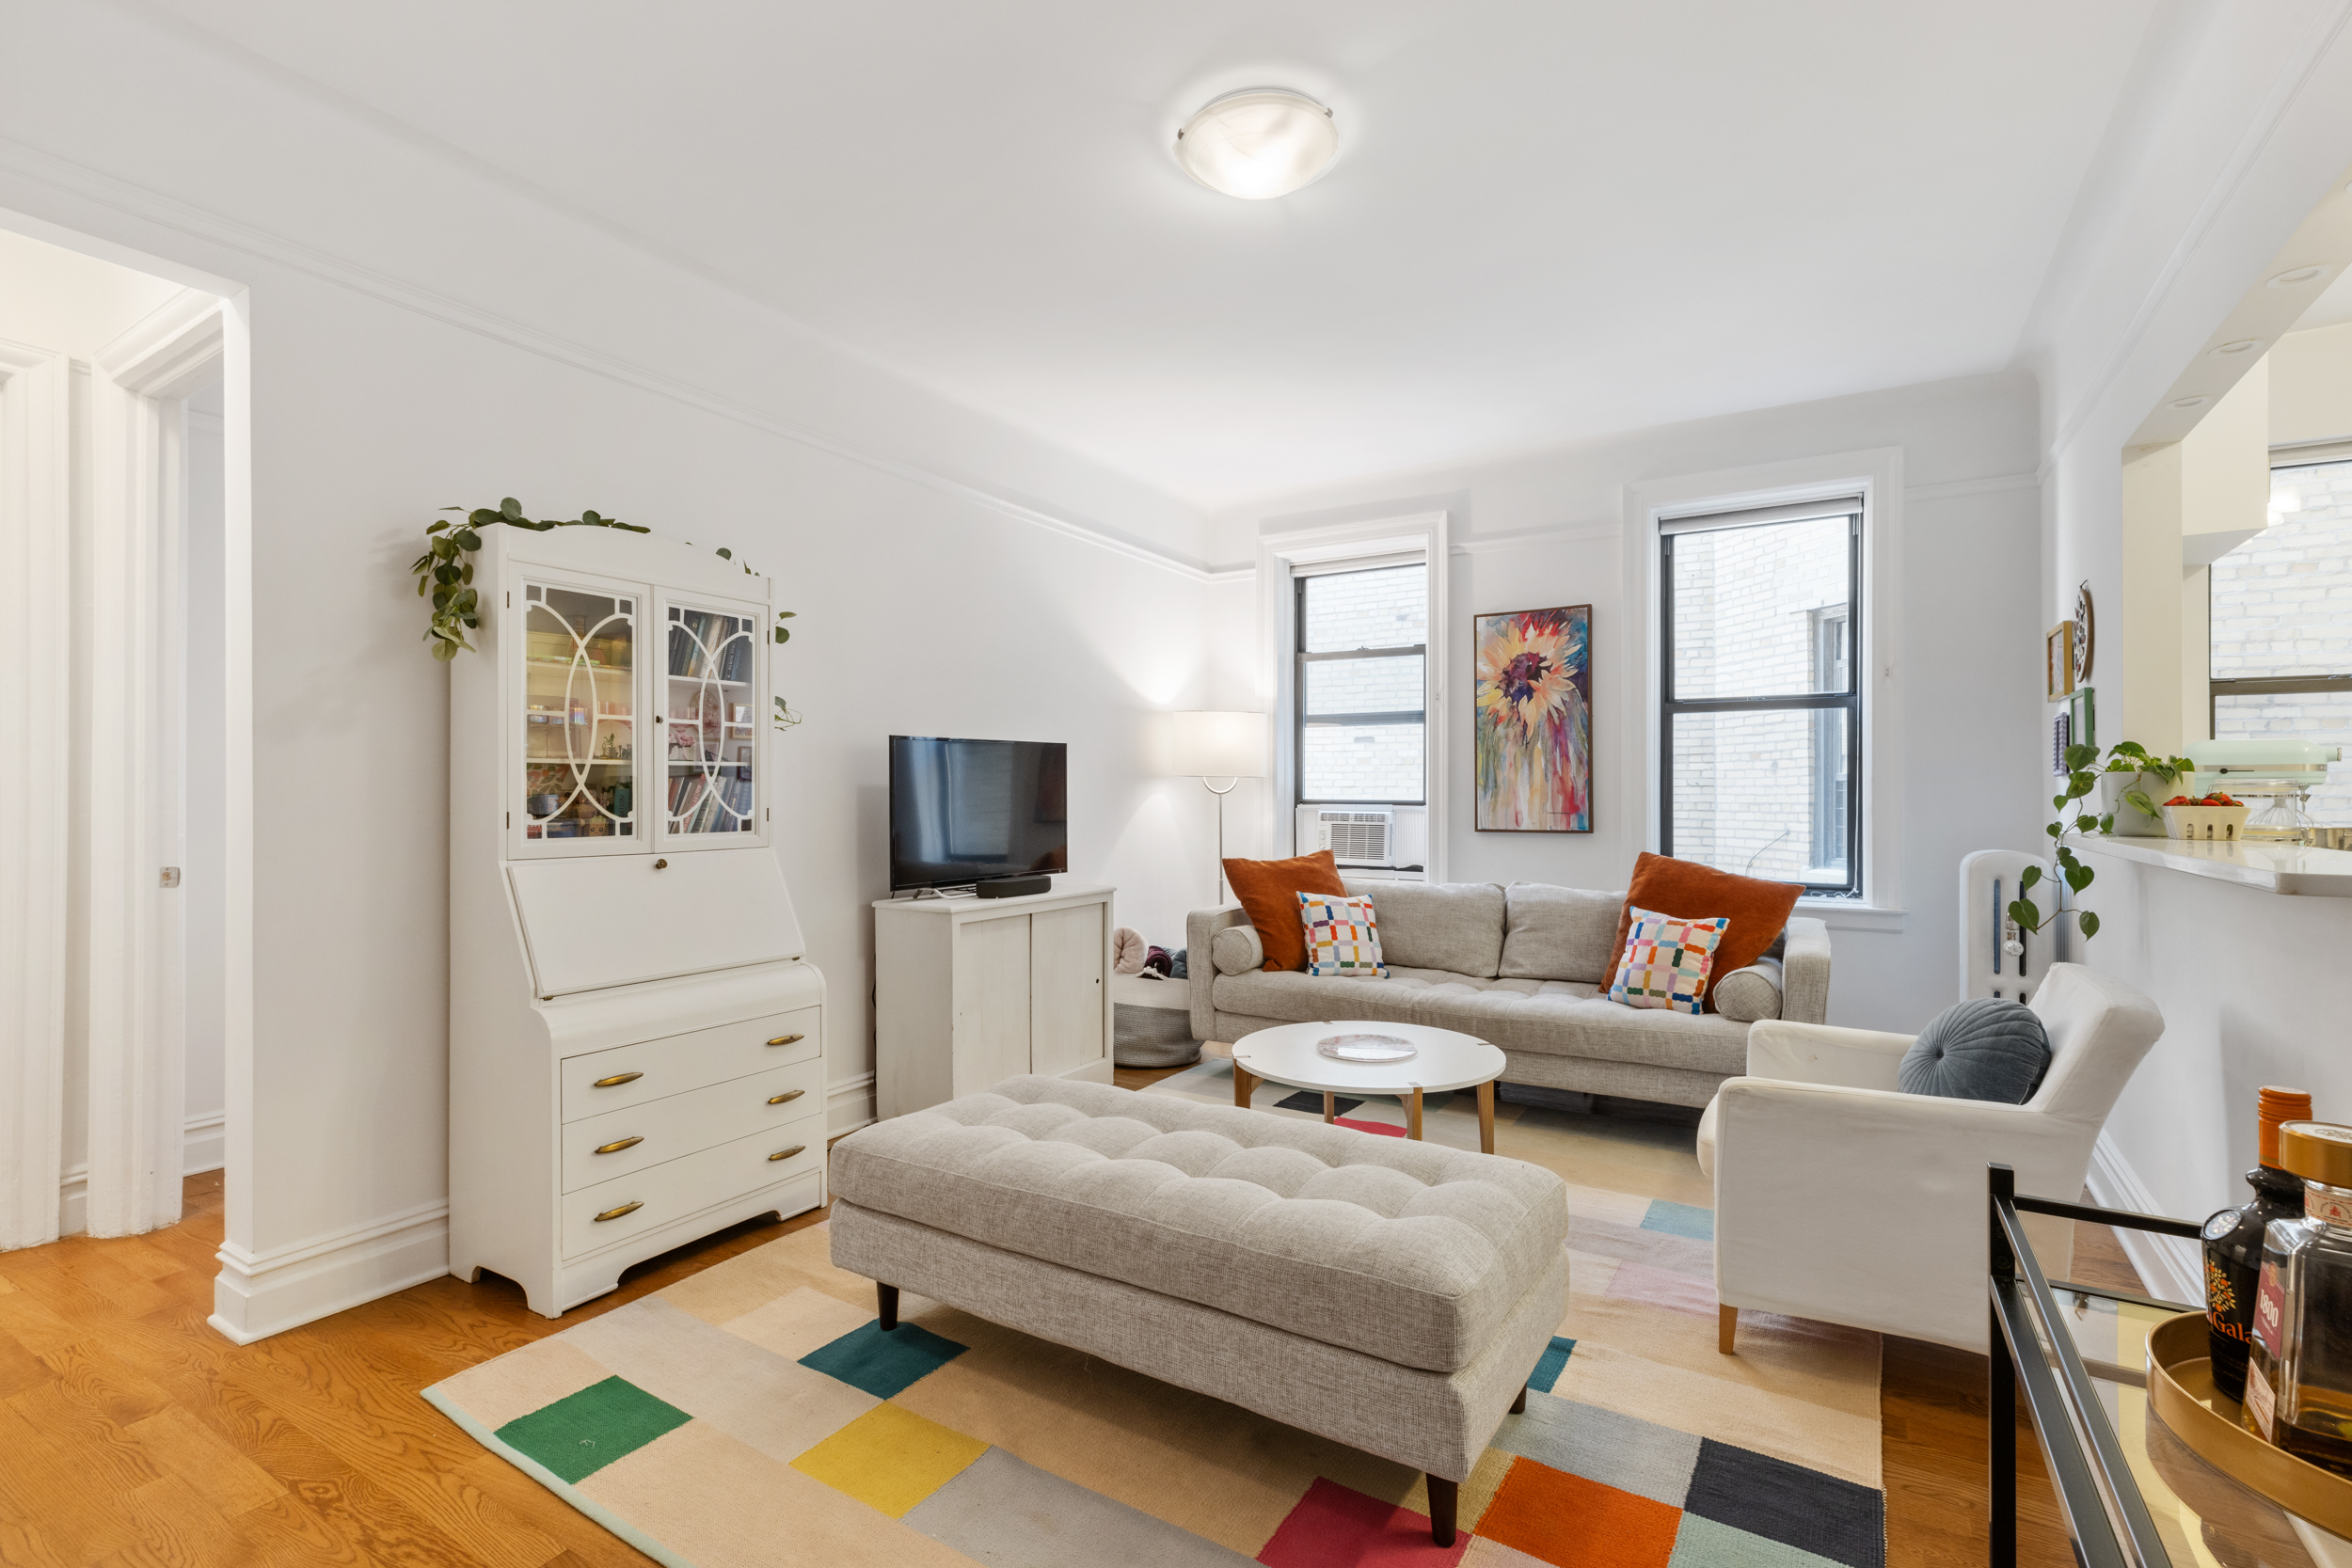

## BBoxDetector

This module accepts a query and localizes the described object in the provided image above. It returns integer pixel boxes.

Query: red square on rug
[1475,1457,1682,1568]
[1335,1117,1406,1138]
[1257,1477,1470,1566]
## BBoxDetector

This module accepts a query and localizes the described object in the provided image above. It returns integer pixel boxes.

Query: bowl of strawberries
[2160,791,2249,842]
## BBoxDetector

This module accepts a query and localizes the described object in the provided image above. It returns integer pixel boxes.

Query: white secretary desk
[450,525,825,1317]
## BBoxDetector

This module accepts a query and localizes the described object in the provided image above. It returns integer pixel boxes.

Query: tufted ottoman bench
[828,1075,1569,1545]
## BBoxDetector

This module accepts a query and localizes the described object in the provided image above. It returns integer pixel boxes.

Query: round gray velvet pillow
[1899,998,2052,1104]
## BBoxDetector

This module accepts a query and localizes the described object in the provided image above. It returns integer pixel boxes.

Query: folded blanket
[1111,926,1147,975]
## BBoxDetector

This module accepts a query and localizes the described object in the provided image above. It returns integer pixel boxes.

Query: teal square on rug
[492,1374,692,1483]
[800,1318,968,1399]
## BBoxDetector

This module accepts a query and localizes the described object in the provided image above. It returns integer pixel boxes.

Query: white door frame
[0,340,72,1251]
[85,293,225,1237]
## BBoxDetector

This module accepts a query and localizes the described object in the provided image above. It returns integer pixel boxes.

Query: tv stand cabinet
[874,882,1114,1118]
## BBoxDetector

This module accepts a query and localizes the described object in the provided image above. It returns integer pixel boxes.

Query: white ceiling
[151,0,2159,507]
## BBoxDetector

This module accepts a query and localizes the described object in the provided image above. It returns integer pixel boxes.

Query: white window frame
[1258,512,1449,879]
[1626,452,1905,929]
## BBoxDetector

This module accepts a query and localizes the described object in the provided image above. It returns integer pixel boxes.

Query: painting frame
[2046,622,2075,702]
[1473,604,1593,833]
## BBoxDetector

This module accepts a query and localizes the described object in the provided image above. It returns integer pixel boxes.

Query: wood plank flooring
[0,1141,2156,1565]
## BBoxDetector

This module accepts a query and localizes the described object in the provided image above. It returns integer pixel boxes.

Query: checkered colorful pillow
[1608,905,1729,1013]
[1297,893,1387,979]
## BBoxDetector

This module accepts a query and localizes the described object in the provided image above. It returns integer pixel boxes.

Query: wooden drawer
[562,1116,826,1259]
[561,1056,825,1192]
[561,1006,818,1121]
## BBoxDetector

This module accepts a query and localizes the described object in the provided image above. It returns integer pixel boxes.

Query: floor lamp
[1170,711,1269,903]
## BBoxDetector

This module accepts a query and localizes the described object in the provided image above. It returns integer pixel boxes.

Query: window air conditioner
[1316,810,1394,866]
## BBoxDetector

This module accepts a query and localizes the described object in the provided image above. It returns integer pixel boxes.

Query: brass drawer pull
[594,1135,644,1155]
[767,1034,804,1047]
[768,1145,806,1163]
[767,1089,805,1106]
[594,1200,644,1222]
[592,1070,644,1088]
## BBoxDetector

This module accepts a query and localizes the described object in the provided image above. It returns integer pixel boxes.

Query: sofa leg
[1427,1476,1457,1546]
[879,1283,898,1332]
[1511,1382,1528,1415]
[1718,1303,1736,1354]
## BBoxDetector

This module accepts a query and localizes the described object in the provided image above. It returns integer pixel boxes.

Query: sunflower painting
[1474,606,1591,832]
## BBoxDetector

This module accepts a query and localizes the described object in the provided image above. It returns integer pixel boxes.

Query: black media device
[888,736,1069,894]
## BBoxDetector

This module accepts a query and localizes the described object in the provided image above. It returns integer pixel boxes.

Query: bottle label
[2248,1357,2280,1438]
[2308,1188,2352,1227]
[2253,1260,2288,1357]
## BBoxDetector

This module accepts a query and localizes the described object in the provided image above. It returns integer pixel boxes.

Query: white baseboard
[2085,1132,2201,1307]
[57,1164,87,1238]
[829,1072,876,1138]
[208,1197,450,1345]
[183,1111,225,1177]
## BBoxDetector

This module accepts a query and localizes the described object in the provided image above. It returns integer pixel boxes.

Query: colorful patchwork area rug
[423,1069,1883,1567]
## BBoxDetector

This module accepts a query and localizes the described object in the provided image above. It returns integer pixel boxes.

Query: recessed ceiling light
[2209,339,2263,356]
[2169,396,2211,410]
[1175,88,1339,200]
[2269,266,2328,287]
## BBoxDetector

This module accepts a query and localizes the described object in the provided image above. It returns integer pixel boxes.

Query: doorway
[0,222,235,1250]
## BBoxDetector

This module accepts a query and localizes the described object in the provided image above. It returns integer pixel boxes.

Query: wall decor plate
[2074,581,2096,685]
[1473,605,1592,832]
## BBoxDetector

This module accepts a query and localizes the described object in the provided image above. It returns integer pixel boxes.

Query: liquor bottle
[2204,1086,2314,1402]
[2244,1122,2352,1474]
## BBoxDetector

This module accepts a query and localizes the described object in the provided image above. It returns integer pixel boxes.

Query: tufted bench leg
[878,1282,898,1331]
[1428,1476,1457,1545]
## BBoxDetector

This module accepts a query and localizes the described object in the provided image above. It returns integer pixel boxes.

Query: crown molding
[0,135,1222,583]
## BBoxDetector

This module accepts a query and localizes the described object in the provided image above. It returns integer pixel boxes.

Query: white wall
[2272,320,2352,443]
[1210,372,2047,1032]
[2028,1,2352,1256]
[0,0,1219,1335]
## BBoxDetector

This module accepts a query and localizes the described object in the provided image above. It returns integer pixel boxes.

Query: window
[1661,499,1862,895]
[1296,562,1427,804]
[2209,456,2352,739]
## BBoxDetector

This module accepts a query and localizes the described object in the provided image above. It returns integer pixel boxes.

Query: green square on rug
[494,1374,692,1483]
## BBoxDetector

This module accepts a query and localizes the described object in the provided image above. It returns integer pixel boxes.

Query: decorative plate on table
[1317,1033,1417,1063]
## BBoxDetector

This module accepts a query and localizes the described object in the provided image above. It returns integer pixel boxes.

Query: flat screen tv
[889,736,1069,892]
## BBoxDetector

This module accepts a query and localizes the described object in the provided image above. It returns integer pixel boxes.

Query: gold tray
[2147,1312,2352,1537]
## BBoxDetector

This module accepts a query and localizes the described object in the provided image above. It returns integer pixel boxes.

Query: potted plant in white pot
[2092,742,2194,837]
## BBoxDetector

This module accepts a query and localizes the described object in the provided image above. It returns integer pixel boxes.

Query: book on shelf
[667,610,755,684]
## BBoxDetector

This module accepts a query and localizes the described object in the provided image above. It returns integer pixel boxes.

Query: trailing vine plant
[412,497,801,729]
[2006,740,2193,946]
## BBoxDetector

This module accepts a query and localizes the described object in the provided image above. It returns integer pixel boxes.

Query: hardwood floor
[0,1150,2159,1565]
[0,1170,818,1566]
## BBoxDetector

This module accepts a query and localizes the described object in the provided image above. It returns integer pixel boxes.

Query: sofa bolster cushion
[1211,925,1264,975]
[1498,883,1627,983]
[1708,958,1784,1023]
[1346,879,1505,978]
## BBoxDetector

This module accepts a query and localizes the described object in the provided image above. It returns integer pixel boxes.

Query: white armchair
[1696,962,2163,1354]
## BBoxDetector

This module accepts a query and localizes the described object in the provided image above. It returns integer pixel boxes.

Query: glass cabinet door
[518,579,641,849]
[656,593,764,846]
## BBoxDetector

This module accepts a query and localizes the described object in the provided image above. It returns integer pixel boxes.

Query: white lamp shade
[1170,711,1268,779]
[1174,89,1339,200]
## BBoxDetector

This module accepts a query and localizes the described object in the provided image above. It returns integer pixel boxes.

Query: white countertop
[2075,835,2352,895]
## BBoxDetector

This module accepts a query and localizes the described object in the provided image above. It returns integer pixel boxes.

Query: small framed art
[2046,623,2075,701]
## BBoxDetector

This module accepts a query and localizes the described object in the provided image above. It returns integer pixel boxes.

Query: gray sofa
[1185,878,1831,1109]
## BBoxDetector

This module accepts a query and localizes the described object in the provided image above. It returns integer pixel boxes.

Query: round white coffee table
[1230,1021,1508,1153]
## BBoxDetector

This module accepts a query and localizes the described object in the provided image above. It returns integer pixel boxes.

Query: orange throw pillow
[1611,852,1802,992]
[1223,850,1349,973]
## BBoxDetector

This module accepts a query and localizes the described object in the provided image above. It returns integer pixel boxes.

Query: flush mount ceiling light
[1175,88,1339,199]
[2268,266,2328,287]
[2169,395,2211,410]
[2209,339,2263,357]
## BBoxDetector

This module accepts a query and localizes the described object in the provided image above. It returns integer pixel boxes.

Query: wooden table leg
[1232,1064,1253,1108]
[1477,1081,1496,1154]
[1322,1091,1336,1123]
[1407,1086,1423,1141]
